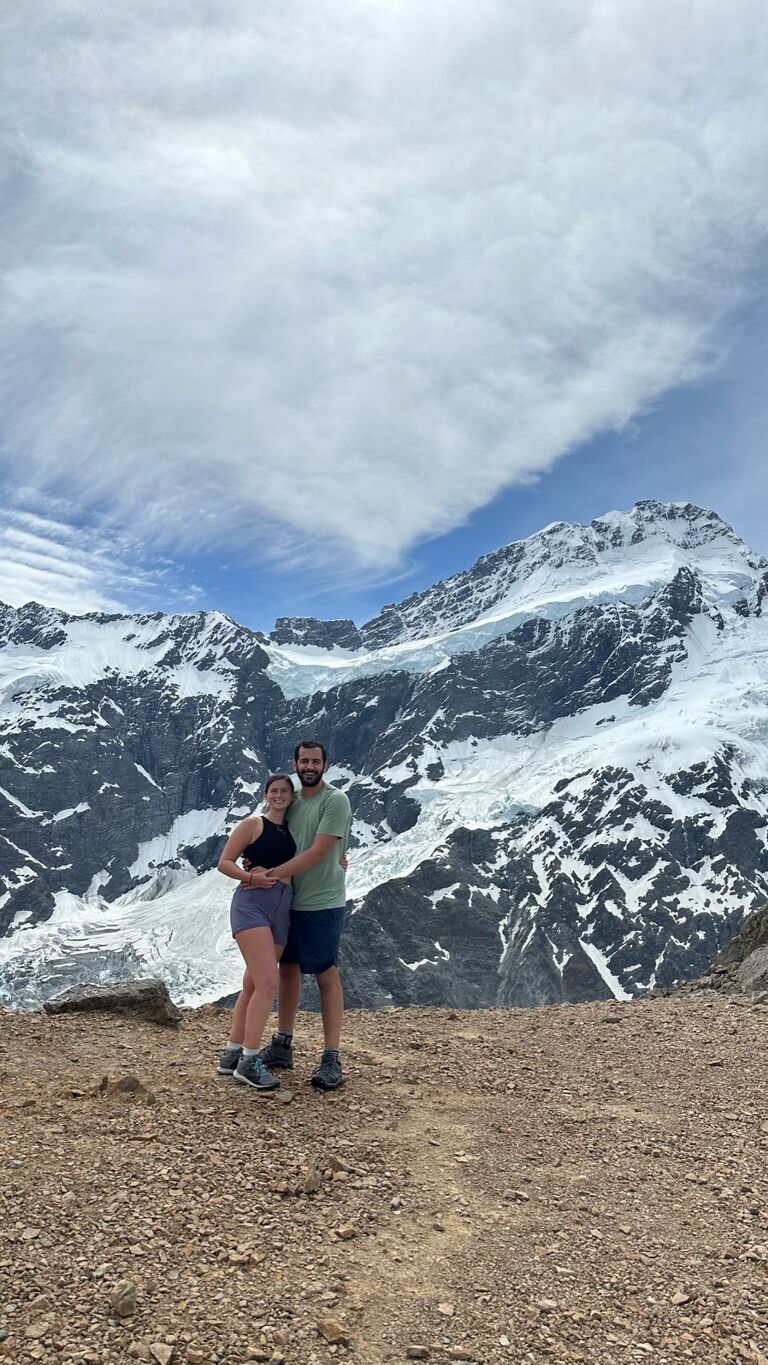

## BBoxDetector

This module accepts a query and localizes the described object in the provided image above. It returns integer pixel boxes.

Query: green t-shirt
[286,784,352,910]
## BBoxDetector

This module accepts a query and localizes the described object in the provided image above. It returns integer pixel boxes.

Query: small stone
[21,1227,41,1241]
[335,1224,357,1241]
[671,1290,691,1305]
[316,1318,351,1346]
[29,1296,51,1314]
[24,1323,50,1341]
[437,1303,455,1317]
[537,1299,559,1313]
[304,1166,322,1195]
[406,1349,430,1359]
[245,1351,270,1362]
[275,1089,295,1105]
[186,1353,208,1364]
[110,1280,137,1317]
[149,1345,174,1365]
[447,1350,475,1362]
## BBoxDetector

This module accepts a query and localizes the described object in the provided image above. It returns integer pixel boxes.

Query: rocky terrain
[1,995,767,1365]
[2,500,768,1009]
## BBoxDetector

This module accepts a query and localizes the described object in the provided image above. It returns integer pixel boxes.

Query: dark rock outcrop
[43,979,182,1026]
[708,904,768,998]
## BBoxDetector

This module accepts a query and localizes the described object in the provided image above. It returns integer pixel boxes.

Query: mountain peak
[360,501,763,650]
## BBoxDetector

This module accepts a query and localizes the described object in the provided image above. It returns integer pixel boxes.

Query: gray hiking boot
[257,1034,294,1070]
[216,1046,242,1076]
[310,1050,343,1091]
[233,1055,280,1092]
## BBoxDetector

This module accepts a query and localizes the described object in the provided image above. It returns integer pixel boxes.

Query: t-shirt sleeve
[316,790,352,840]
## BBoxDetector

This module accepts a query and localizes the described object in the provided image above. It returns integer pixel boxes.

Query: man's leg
[311,964,344,1091]
[277,960,301,1035]
[316,964,344,1050]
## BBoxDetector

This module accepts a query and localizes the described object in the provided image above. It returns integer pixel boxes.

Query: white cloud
[1,0,767,574]
[0,500,187,615]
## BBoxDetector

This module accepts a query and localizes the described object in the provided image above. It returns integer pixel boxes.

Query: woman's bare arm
[217,817,263,884]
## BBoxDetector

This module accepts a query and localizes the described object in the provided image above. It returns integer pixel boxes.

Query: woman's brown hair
[264,772,294,797]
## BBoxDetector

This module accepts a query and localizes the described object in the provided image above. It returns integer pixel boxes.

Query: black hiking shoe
[216,1046,242,1076]
[233,1055,280,1092]
[310,1050,343,1091]
[257,1034,294,1070]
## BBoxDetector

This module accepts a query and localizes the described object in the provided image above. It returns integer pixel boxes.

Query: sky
[1,0,767,633]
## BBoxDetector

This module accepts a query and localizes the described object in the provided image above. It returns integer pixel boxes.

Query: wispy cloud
[0,496,192,614]
[1,0,767,580]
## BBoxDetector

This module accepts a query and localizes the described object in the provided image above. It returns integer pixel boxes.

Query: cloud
[1,0,767,575]
[0,497,191,615]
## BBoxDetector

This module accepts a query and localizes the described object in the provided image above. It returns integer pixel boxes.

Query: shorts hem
[281,955,338,975]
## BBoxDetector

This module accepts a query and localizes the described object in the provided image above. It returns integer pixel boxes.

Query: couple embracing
[216,738,352,1093]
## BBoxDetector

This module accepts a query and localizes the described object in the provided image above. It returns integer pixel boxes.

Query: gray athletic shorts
[230,882,293,944]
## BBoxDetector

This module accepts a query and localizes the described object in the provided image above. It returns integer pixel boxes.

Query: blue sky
[1,1,767,632]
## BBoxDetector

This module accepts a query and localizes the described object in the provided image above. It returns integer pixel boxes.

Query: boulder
[43,979,182,1026]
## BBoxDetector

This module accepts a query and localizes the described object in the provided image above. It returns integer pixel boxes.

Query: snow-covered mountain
[2,499,768,1009]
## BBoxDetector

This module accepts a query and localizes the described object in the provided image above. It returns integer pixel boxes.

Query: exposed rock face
[270,617,363,650]
[2,500,768,1009]
[43,980,182,1026]
[702,904,768,998]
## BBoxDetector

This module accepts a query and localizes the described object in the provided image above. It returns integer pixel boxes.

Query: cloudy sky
[1,0,767,630]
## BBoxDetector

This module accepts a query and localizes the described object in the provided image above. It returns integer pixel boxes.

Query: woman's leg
[227,970,253,1046]
[235,928,280,1050]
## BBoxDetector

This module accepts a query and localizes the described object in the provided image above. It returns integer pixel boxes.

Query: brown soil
[1,996,767,1365]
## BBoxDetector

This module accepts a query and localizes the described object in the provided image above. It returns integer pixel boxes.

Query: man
[247,738,352,1091]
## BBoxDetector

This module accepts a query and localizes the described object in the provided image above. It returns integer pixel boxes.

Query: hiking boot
[233,1055,280,1092]
[310,1050,343,1091]
[257,1034,294,1070]
[216,1046,242,1076]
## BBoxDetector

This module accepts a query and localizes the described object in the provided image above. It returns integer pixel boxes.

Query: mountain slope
[2,500,768,1008]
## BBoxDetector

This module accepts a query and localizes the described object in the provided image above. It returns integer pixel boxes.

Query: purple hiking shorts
[230,881,293,944]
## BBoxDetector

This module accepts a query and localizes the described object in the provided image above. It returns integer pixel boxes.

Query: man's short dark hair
[294,738,328,764]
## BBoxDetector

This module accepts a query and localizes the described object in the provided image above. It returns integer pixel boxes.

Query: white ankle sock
[242,1047,259,1059]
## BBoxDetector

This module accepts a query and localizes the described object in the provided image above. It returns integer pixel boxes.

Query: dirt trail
[1,996,767,1365]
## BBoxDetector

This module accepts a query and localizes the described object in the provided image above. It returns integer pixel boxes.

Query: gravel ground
[1,995,767,1365]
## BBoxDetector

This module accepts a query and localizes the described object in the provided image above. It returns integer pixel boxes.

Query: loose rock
[110,1280,138,1317]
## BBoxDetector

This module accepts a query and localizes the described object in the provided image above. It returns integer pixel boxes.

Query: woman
[216,773,297,1091]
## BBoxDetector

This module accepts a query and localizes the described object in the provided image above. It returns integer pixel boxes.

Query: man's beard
[299,769,322,786]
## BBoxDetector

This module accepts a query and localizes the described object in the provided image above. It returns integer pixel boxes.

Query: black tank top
[242,817,296,868]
